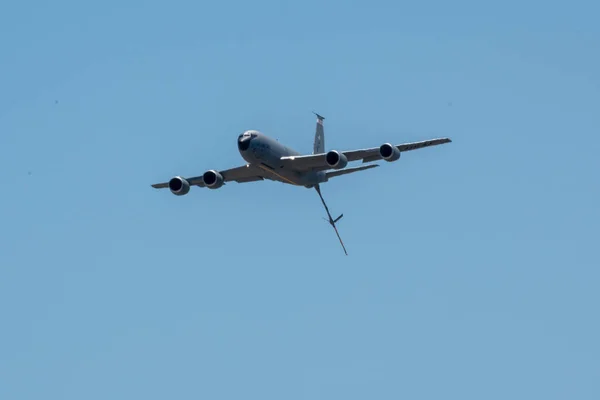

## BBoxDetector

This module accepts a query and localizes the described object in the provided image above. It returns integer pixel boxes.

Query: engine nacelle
[169,176,191,196]
[325,150,349,170]
[203,170,225,189]
[379,143,401,162]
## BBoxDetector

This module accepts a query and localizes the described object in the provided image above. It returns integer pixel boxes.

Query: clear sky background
[1,1,599,399]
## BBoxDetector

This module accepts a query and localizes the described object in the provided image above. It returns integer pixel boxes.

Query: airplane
[151,113,451,255]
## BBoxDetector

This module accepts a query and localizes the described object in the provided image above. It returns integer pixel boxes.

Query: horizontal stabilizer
[326,164,379,180]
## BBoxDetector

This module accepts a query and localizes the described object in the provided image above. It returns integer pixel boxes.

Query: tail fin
[313,112,325,154]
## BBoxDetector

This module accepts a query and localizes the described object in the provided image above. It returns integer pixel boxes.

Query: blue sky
[1,0,599,398]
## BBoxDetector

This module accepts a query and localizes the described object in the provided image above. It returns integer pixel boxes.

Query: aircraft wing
[151,164,264,189]
[280,138,452,171]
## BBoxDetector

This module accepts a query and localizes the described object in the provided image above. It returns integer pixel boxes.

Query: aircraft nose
[238,134,252,151]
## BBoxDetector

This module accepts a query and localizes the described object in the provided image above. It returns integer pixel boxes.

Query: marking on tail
[313,111,325,154]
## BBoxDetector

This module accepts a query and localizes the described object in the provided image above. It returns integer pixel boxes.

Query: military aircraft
[152,113,451,255]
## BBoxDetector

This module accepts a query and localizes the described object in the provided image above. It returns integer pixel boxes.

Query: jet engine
[168,176,191,196]
[203,170,225,189]
[325,150,348,170]
[379,143,401,162]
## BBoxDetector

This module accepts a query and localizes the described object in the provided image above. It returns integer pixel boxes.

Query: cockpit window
[238,131,254,151]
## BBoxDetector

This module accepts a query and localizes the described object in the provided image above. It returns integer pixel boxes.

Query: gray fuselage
[237,130,326,187]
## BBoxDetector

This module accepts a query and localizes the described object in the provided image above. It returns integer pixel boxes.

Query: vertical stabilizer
[313,112,325,154]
